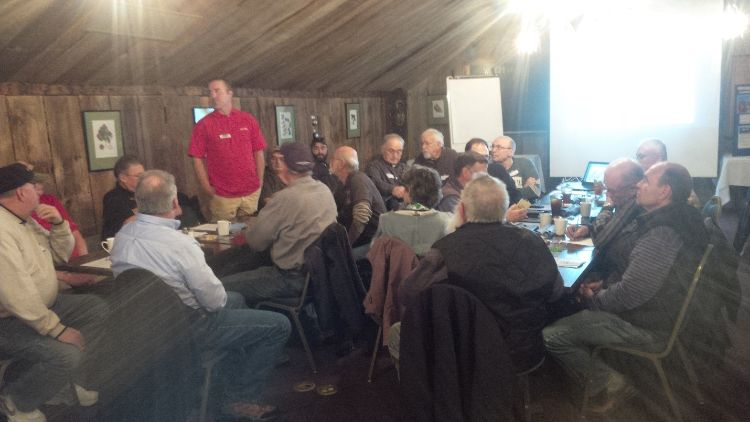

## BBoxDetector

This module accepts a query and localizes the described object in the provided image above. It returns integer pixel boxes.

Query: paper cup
[217,220,231,236]
[580,201,592,218]
[539,213,552,230]
[554,217,567,236]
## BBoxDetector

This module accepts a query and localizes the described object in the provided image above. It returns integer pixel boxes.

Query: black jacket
[400,284,518,422]
[304,223,367,334]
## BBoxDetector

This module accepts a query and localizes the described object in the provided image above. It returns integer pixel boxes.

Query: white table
[716,155,750,205]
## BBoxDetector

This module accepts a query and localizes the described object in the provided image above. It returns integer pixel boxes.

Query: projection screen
[549,0,722,177]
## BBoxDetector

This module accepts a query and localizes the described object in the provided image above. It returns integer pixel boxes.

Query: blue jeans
[542,310,657,396]
[191,292,291,404]
[221,266,306,306]
[0,293,108,412]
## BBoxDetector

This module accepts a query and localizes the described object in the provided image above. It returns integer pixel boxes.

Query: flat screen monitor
[192,107,214,124]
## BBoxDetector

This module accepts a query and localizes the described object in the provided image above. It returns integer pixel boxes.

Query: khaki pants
[209,189,260,222]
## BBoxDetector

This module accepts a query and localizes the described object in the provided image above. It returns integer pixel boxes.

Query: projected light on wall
[548,0,731,178]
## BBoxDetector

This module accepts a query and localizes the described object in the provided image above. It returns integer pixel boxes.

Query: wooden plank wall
[0,83,388,237]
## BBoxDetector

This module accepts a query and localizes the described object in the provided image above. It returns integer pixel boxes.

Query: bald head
[603,158,644,208]
[636,138,667,171]
[331,146,359,181]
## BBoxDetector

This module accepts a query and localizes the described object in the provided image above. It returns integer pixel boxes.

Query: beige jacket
[0,206,74,336]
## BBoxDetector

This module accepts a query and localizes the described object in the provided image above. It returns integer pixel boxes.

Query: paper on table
[81,256,112,269]
[566,238,594,246]
[555,258,586,268]
[192,223,218,232]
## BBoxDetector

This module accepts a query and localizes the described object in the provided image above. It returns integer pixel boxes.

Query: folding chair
[256,273,316,374]
[581,244,714,421]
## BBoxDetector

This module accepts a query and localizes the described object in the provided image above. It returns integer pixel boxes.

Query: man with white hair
[111,169,291,421]
[331,145,387,250]
[414,128,458,183]
[366,134,409,210]
[391,174,564,372]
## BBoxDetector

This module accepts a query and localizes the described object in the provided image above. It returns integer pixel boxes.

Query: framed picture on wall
[346,103,361,138]
[427,95,448,125]
[736,85,750,156]
[275,105,296,145]
[82,111,124,171]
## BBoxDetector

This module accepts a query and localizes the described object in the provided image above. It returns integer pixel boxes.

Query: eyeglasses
[385,149,403,154]
[492,145,513,150]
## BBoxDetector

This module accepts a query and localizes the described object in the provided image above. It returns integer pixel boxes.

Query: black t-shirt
[338,172,387,247]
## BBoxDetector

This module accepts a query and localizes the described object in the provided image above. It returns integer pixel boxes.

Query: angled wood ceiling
[0,0,520,92]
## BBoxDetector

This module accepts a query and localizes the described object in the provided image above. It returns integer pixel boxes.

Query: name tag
[386,173,395,179]
[513,176,523,189]
[219,133,231,139]
[509,169,519,177]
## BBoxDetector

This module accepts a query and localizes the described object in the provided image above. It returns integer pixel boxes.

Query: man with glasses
[491,135,540,200]
[101,155,145,239]
[567,159,645,288]
[366,134,408,210]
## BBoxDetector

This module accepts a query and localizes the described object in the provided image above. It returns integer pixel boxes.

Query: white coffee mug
[101,237,115,253]
[539,213,552,230]
[217,220,231,236]
[580,201,592,218]
[554,217,567,236]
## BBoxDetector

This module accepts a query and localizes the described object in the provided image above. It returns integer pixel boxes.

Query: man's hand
[35,204,63,225]
[524,176,538,188]
[391,186,406,199]
[566,224,590,240]
[57,271,98,287]
[57,327,86,351]
[201,184,216,198]
[506,204,528,222]
[579,280,603,299]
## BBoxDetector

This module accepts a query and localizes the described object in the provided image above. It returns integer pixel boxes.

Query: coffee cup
[101,237,115,253]
[580,201,592,218]
[554,217,567,236]
[217,220,231,236]
[539,212,552,230]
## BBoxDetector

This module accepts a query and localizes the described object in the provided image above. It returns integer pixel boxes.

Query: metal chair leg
[290,311,317,373]
[654,359,684,422]
[367,325,383,383]
[676,341,704,404]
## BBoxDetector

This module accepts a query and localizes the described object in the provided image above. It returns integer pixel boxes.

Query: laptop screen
[582,161,608,183]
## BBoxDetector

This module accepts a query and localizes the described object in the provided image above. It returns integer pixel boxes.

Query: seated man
[636,138,701,207]
[101,155,144,239]
[491,135,541,200]
[464,138,521,204]
[0,164,106,422]
[414,128,458,183]
[567,159,645,287]
[258,148,289,211]
[110,169,290,421]
[310,135,340,194]
[373,166,452,256]
[366,134,408,211]
[390,174,564,372]
[331,145,387,251]
[221,142,338,305]
[435,152,488,213]
[543,162,709,413]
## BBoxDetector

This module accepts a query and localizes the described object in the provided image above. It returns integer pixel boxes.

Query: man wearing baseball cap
[0,164,106,422]
[221,142,338,305]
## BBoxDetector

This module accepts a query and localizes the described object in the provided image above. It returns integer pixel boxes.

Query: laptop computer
[564,161,609,191]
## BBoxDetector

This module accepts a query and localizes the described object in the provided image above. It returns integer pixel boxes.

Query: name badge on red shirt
[219,133,231,139]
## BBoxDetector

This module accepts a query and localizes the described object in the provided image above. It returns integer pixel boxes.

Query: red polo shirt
[188,109,267,197]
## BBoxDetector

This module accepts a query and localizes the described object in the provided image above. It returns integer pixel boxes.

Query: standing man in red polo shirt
[189,79,266,221]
